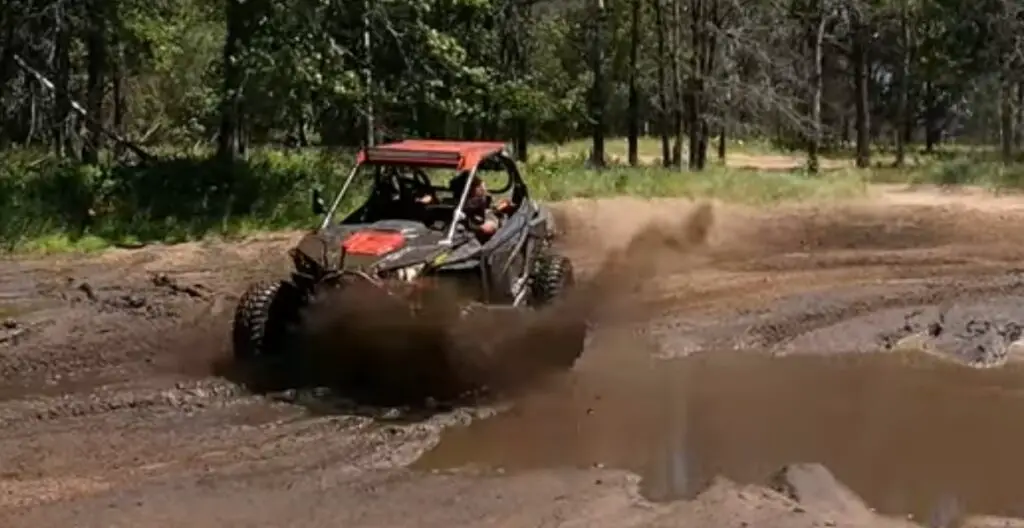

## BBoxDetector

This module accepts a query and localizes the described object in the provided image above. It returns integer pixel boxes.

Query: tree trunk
[923,88,943,152]
[686,0,701,170]
[83,0,107,164]
[691,0,718,171]
[510,1,529,162]
[669,0,684,168]
[924,122,940,152]
[902,111,913,146]
[718,40,731,164]
[588,0,607,168]
[685,95,699,169]
[806,2,827,174]
[218,0,246,162]
[514,119,528,162]
[54,2,73,158]
[853,16,871,169]
[1001,75,1014,164]
[696,120,709,169]
[893,0,909,168]
[626,0,641,166]
[362,0,375,147]
[1016,80,1023,150]
[717,125,726,161]
[0,1,17,148]
[111,4,126,158]
[653,0,671,166]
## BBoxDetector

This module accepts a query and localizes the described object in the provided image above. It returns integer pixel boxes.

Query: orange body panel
[341,230,406,256]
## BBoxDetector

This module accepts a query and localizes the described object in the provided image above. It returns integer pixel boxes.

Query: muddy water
[415,351,1024,520]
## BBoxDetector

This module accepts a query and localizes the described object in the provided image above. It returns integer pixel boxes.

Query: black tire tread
[529,252,585,368]
[232,280,299,360]
[531,253,574,305]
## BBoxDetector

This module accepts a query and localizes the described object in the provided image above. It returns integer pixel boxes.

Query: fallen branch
[12,53,156,163]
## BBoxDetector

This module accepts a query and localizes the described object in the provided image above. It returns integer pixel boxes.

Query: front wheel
[232,280,304,361]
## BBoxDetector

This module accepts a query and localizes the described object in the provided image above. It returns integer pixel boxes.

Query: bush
[0,147,870,253]
[525,159,868,204]
[0,149,355,251]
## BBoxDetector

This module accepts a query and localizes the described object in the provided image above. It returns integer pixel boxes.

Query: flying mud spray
[184,197,1022,405]
[202,201,719,406]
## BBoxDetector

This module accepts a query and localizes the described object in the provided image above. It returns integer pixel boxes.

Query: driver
[446,172,513,240]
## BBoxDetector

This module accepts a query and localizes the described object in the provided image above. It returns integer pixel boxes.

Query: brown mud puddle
[415,351,1024,522]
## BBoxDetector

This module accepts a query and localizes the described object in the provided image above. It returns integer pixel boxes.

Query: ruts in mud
[8,194,1024,527]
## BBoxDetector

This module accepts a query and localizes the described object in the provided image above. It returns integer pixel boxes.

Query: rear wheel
[530,253,586,368]
[232,280,303,361]
[531,253,574,306]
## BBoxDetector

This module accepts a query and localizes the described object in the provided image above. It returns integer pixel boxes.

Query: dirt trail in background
[559,148,854,170]
[5,186,1024,527]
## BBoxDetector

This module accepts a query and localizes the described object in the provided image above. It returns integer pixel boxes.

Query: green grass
[529,136,783,164]
[531,135,1014,168]
[867,157,1024,189]
[522,161,868,203]
[1,137,1018,255]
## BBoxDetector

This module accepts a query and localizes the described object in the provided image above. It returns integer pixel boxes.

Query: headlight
[392,263,425,282]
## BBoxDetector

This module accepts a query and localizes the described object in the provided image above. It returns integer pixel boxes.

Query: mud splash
[216,203,718,405]
[414,350,1024,521]
[203,198,1024,407]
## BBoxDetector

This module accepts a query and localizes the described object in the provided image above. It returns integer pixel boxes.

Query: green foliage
[0,144,875,254]
[4,0,1024,254]
[0,148,352,252]
[114,0,226,140]
[902,159,1024,189]
[523,159,868,204]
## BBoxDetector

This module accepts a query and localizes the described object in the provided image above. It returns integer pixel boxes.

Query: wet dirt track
[8,189,1024,527]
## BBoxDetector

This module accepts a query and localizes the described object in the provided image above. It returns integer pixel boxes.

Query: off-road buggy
[231,140,585,370]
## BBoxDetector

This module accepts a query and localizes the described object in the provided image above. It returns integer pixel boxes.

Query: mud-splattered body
[289,197,559,304]
[295,221,451,276]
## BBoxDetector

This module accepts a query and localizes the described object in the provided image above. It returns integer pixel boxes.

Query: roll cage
[319,140,529,245]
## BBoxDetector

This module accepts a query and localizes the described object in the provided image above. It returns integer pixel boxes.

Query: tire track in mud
[738,274,1024,352]
[563,200,1024,368]
[0,238,276,396]
[7,195,1024,525]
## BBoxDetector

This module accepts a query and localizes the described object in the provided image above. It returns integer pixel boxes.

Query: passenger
[447,173,513,241]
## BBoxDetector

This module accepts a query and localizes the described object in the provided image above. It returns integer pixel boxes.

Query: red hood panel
[342,230,406,256]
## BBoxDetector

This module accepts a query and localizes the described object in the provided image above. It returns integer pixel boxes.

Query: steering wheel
[411,168,433,190]
[396,170,438,205]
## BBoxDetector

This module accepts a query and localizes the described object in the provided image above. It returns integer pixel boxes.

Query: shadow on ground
[208,283,590,410]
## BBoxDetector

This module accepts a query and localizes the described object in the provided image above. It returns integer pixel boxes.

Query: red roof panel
[357,140,507,172]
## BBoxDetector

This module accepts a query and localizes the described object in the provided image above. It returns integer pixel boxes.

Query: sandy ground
[5,184,1024,527]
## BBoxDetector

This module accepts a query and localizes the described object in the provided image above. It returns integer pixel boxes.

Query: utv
[231,140,585,369]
